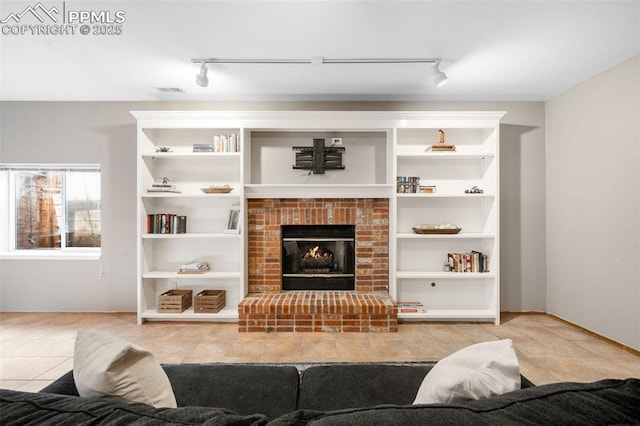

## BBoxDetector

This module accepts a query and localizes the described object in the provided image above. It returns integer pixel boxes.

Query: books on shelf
[430,144,456,152]
[447,251,490,273]
[192,133,240,153]
[213,133,240,152]
[147,214,187,234]
[193,143,214,152]
[178,262,210,274]
[397,176,420,193]
[398,301,425,313]
[147,182,181,193]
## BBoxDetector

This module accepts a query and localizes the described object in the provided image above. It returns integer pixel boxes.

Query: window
[1,165,101,254]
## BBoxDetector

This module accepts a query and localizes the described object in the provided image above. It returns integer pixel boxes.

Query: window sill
[0,251,101,260]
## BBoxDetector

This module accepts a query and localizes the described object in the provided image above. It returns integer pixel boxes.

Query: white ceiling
[1,0,639,102]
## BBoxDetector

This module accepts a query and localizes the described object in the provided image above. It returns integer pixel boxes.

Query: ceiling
[1,0,639,102]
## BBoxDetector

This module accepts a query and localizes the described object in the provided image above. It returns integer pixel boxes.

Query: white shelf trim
[395,193,495,199]
[142,192,241,199]
[396,232,495,239]
[141,308,238,320]
[395,152,495,160]
[244,184,393,198]
[398,309,496,320]
[396,271,496,279]
[142,271,241,279]
[142,152,241,159]
[142,233,241,239]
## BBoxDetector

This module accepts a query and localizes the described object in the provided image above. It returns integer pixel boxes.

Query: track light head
[432,62,448,87]
[196,62,209,87]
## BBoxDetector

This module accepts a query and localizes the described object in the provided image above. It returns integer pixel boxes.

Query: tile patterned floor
[1,312,638,392]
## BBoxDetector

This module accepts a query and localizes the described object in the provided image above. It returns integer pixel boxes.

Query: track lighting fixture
[432,61,448,87]
[195,62,209,87]
[192,57,449,88]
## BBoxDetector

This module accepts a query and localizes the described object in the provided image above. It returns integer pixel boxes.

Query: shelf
[396,152,494,160]
[142,233,241,239]
[142,271,241,279]
[398,309,496,320]
[244,184,393,198]
[395,193,495,199]
[396,271,496,279]
[142,152,241,159]
[141,307,238,321]
[396,232,495,239]
[142,192,241,199]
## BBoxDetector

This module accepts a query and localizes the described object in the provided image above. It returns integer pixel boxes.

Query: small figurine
[465,186,484,194]
[162,177,169,184]
[431,129,456,152]
[156,147,171,153]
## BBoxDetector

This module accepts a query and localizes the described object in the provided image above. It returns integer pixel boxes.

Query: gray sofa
[1,363,639,425]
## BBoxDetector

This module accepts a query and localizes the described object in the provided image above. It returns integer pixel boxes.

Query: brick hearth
[242,198,395,332]
[238,291,398,332]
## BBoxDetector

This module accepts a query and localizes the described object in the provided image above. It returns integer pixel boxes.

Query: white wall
[546,55,640,349]
[0,101,546,313]
[250,131,387,184]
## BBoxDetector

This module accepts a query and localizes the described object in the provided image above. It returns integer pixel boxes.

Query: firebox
[281,225,355,291]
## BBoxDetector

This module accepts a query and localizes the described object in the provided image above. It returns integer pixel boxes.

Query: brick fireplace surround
[238,198,398,332]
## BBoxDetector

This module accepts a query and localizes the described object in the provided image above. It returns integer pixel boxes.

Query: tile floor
[1,312,638,393]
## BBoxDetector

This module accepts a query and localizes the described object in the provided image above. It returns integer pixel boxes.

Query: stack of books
[146,182,181,193]
[193,143,215,152]
[398,302,425,313]
[178,262,210,274]
[431,143,456,152]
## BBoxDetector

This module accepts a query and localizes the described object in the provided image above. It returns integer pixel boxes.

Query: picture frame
[224,207,241,233]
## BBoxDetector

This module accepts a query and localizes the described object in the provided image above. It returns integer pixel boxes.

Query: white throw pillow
[413,339,520,404]
[73,331,177,408]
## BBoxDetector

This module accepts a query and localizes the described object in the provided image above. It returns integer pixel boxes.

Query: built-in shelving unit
[392,119,503,324]
[133,117,245,324]
[133,111,504,324]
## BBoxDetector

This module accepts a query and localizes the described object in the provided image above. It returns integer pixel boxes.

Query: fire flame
[303,246,333,259]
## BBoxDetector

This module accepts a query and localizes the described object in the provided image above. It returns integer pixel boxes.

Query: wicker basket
[158,289,193,313]
[201,187,233,194]
[194,290,226,313]
[412,226,461,235]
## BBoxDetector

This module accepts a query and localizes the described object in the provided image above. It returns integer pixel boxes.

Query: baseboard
[545,313,639,357]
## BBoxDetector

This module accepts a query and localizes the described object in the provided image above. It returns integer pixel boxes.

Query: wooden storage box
[194,290,226,313]
[158,289,193,313]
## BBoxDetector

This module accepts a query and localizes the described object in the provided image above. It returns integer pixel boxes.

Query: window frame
[0,164,101,260]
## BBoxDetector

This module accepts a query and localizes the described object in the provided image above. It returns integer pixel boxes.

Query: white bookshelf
[392,116,504,324]
[133,118,244,324]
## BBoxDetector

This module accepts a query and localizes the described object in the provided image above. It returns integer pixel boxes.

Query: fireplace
[281,224,355,291]
[247,198,390,294]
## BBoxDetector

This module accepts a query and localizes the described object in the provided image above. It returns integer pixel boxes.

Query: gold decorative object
[431,129,456,152]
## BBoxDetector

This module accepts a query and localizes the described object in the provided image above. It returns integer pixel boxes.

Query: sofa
[1,362,640,425]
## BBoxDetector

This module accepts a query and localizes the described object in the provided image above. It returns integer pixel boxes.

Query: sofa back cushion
[162,363,300,420]
[298,364,434,411]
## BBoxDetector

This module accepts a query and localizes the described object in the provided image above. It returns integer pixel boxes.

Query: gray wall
[0,101,546,314]
[546,55,640,349]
